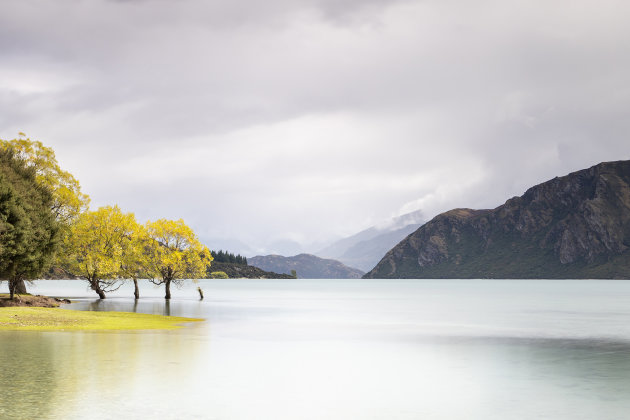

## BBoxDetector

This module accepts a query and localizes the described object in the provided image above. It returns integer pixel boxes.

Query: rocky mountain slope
[316,210,425,271]
[250,254,365,279]
[364,161,630,279]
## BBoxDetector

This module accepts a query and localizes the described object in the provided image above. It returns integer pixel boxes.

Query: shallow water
[1,279,630,419]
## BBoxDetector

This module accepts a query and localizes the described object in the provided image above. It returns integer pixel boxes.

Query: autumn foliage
[0,134,214,299]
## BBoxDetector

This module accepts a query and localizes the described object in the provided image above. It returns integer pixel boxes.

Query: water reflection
[0,305,206,420]
[0,333,58,419]
[2,279,630,419]
[64,298,204,320]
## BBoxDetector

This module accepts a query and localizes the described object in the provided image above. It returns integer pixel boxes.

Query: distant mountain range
[316,210,425,271]
[249,254,365,279]
[365,161,630,279]
[201,236,329,259]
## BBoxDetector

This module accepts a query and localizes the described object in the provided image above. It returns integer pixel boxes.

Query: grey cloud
[1,0,629,254]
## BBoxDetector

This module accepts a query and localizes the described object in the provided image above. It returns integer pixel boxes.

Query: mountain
[316,210,425,271]
[365,161,630,279]
[206,261,294,279]
[249,254,365,279]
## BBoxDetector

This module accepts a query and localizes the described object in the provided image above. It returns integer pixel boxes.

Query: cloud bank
[1,0,629,254]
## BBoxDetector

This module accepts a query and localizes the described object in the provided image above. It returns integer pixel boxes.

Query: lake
[1,279,630,419]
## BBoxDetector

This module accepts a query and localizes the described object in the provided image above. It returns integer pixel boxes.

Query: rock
[54,298,71,304]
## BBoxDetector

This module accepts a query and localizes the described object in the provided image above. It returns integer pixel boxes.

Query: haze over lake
[2,279,629,419]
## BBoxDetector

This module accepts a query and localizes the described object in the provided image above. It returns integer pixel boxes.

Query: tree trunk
[8,281,15,300]
[14,279,27,294]
[133,278,139,300]
[165,279,171,300]
[91,279,106,299]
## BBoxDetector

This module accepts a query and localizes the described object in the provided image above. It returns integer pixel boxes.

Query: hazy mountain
[365,161,630,279]
[316,210,425,271]
[335,223,422,271]
[249,254,365,279]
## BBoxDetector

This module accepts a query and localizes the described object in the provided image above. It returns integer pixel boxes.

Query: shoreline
[0,293,203,331]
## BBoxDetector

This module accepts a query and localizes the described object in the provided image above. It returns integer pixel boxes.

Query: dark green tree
[0,150,59,299]
[210,250,248,265]
[1,134,89,294]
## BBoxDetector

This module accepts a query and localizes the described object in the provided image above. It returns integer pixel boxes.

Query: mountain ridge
[364,160,630,279]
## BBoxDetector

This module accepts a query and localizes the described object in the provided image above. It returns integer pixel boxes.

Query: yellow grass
[0,307,203,331]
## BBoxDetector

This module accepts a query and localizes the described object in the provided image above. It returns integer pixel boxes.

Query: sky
[1,0,629,256]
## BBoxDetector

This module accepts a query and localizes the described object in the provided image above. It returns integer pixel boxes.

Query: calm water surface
[1,279,630,419]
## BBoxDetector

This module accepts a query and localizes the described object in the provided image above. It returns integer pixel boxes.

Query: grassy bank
[0,307,203,331]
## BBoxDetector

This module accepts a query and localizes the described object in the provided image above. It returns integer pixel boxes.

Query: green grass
[0,307,204,331]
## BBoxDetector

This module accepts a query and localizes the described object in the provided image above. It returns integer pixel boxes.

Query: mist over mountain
[316,210,425,271]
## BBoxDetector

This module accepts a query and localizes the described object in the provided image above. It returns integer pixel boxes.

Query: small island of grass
[0,294,203,331]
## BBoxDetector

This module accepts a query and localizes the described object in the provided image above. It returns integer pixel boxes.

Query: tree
[210,271,229,279]
[210,250,248,265]
[118,222,149,299]
[0,134,90,293]
[0,150,59,299]
[61,206,136,299]
[144,219,212,299]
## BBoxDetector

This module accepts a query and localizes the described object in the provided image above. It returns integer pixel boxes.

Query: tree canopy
[0,133,90,226]
[61,205,138,299]
[145,219,212,299]
[210,250,247,265]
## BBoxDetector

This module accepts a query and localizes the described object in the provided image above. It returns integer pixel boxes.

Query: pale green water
[1,279,630,419]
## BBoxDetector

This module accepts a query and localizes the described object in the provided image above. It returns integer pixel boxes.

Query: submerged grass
[0,307,204,331]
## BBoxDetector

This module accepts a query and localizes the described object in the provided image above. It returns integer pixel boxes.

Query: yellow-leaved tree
[144,219,212,299]
[0,133,90,225]
[118,222,150,300]
[62,206,138,299]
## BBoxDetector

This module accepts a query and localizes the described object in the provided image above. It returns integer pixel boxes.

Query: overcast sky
[1,0,629,255]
